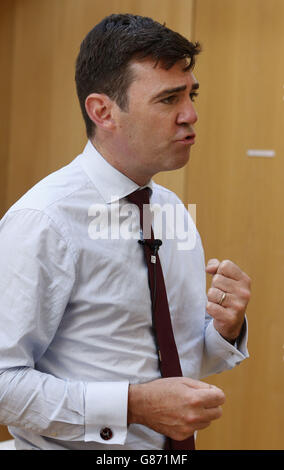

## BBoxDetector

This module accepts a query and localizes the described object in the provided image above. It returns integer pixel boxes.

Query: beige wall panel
[0,0,15,441]
[190,0,284,449]
[0,0,15,217]
[6,0,194,211]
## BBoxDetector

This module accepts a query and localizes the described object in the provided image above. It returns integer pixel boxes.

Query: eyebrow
[151,82,199,101]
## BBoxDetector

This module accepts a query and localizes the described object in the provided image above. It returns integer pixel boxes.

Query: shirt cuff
[84,381,129,445]
[205,317,249,368]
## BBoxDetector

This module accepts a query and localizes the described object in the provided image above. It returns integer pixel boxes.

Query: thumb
[205,258,220,274]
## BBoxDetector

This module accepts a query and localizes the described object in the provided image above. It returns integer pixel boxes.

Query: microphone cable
[138,238,162,328]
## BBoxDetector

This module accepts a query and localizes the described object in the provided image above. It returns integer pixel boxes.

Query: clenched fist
[128,377,225,441]
[206,259,251,343]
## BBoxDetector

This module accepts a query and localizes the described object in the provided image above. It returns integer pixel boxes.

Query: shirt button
[100,427,113,440]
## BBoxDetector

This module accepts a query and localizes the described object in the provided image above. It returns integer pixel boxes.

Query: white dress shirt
[0,140,248,450]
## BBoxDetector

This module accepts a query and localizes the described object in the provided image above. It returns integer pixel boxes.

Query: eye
[161,95,178,104]
[190,92,199,102]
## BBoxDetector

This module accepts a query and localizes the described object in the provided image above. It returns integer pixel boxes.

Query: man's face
[113,58,199,184]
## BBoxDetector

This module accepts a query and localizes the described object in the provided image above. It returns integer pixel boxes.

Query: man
[0,14,250,450]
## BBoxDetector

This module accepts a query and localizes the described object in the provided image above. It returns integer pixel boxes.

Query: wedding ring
[218,292,226,306]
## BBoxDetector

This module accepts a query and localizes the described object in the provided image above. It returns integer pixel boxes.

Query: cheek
[126,118,152,145]
[119,107,174,153]
[139,115,171,142]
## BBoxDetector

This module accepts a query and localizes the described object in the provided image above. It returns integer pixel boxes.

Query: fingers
[207,259,251,286]
[216,259,244,281]
[205,258,220,274]
[182,378,225,406]
[207,280,250,315]
[210,273,235,293]
[192,406,223,431]
[197,387,226,408]
[182,378,226,409]
[182,377,216,390]
[180,387,225,436]
[183,380,225,412]
[187,385,225,409]
[207,287,231,307]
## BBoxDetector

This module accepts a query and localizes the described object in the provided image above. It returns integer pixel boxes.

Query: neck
[91,137,153,186]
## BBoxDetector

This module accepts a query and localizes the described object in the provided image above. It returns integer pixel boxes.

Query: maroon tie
[127,188,195,451]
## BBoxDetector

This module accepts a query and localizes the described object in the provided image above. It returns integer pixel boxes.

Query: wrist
[127,383,145,425]
[220,334,237,345]
[214,319,245,344]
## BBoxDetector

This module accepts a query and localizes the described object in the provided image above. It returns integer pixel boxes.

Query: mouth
[175,133,196,145]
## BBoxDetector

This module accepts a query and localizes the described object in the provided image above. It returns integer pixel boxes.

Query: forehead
[128,58,197,97]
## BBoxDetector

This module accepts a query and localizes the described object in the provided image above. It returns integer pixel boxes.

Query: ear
[85,93,115,131]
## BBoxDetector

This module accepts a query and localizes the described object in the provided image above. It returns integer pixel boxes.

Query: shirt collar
[79,140,153,203]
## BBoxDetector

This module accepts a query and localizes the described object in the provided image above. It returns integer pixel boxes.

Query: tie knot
[127,188,150,209]
[127,187,152,238]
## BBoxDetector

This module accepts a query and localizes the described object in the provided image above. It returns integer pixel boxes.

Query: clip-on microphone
[138,238,162,262]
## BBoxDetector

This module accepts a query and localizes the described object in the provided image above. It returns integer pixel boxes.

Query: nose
[176,99,198,126]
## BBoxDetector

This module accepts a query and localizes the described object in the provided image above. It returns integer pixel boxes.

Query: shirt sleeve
[0,209,128,444]
[200,313,249,378]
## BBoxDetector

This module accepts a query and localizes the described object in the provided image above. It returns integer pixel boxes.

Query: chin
[170,151,191,171]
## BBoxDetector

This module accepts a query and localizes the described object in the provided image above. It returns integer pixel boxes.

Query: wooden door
[189,0,284,449]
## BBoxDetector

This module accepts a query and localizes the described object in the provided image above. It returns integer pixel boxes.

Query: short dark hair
[75,13,201,139]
